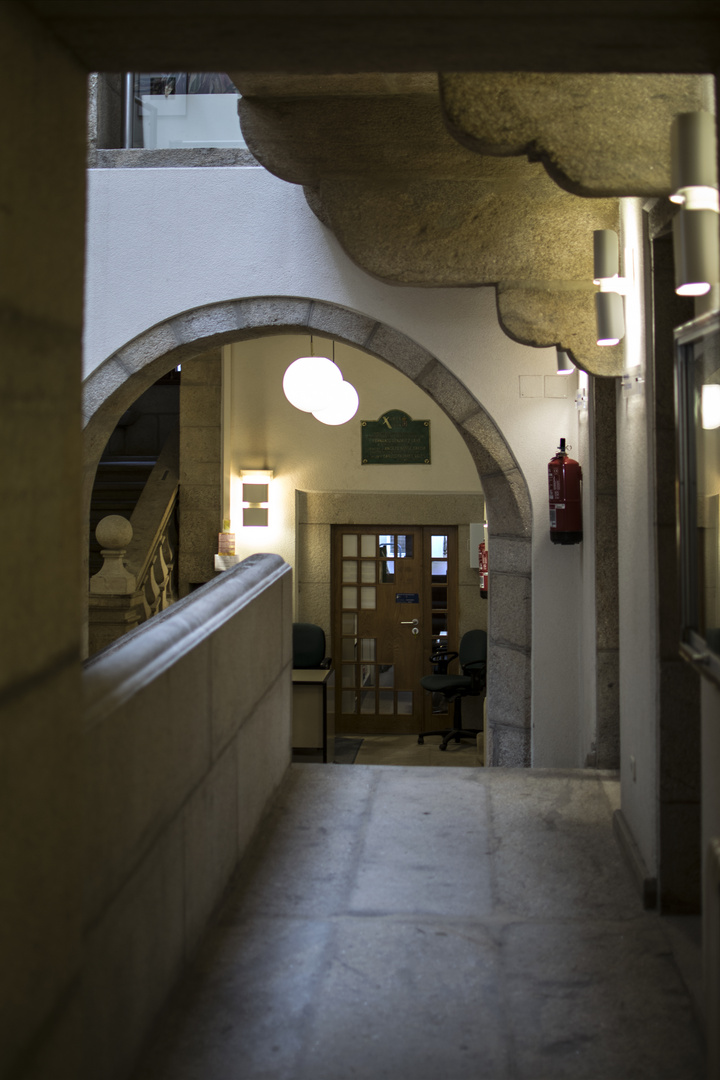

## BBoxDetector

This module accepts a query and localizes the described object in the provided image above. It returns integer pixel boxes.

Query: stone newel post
[90,515,136,595]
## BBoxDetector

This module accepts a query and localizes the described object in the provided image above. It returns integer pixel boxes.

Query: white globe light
[312,381,359,426]
[283,356,343,412]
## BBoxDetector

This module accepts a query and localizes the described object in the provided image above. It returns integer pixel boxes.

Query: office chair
[417,629,487,751]
[292,623,331,669]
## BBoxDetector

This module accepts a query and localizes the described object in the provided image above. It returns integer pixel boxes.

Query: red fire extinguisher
[479,542,489,598]
[548,438,583,545]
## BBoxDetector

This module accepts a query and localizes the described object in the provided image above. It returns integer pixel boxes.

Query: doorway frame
[328,522,462,736]
[82,296,533,765]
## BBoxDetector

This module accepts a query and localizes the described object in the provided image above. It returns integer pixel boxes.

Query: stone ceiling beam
[22,1,720,76]
[238,82,623,373]
[440,73,712,198]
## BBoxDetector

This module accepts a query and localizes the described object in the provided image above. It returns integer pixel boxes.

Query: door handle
[400,619,419,625]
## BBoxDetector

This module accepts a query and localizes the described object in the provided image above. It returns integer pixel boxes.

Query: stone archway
[83,296,532,765]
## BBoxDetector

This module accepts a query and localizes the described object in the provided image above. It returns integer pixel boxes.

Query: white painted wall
[85,165,586,765]
[224,335,483,566]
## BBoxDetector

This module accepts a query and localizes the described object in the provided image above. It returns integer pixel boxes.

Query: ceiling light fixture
[312,380,359,425]
[283,337,359,425]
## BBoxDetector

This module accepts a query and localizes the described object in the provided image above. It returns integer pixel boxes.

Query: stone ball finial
[96,514,133,550]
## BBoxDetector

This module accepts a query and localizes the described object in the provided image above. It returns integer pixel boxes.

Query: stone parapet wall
[83,554,292,1080]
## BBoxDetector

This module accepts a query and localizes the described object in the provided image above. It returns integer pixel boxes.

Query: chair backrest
[458,629,487,671]
[292,622,326,668]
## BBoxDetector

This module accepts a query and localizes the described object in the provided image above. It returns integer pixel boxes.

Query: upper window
[125,73,245,150]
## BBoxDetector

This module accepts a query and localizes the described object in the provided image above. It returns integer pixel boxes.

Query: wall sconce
[240,469,273,526]
[575,370,589,410]
[670,111,719,297]
[702,384,720,430]
[556,348,574,374]
[593,230,626,346]
[283,338,359,425]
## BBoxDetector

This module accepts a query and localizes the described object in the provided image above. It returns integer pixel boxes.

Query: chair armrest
[463,660,487,693]
[463,660,486,673]
[320,657,332,669]
[428,649,458,674]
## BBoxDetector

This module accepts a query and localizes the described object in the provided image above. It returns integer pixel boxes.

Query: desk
[292,667,334,763]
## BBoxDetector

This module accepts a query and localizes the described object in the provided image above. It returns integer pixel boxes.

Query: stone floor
[354,732,484,766]
[131,766,704,1080]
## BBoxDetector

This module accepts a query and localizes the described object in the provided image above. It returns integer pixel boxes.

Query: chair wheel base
[417,735,424,745]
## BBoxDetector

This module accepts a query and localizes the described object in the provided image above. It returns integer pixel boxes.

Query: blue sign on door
[396,593,420,604]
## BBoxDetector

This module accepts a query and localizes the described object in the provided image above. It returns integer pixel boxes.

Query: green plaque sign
[361,410,431,465]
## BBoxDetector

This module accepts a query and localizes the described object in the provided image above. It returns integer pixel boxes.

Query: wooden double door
[332,525,458,734]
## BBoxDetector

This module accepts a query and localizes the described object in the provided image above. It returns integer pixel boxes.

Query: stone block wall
[83,555,292,1080]
[179,350,223,596]
[0,7,88,1079]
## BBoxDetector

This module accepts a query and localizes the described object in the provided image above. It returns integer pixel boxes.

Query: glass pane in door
[343,534,358,557]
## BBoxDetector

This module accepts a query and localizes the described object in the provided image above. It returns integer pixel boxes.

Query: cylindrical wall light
[593,229,626,346]
[670,112,719,297]
[595,292,625,347]
[556,348,574,374]
[593,229,620,284]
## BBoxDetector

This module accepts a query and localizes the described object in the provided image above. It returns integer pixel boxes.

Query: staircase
[89,456,156,576]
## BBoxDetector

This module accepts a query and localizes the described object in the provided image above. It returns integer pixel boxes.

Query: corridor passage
[132,766,704,1080]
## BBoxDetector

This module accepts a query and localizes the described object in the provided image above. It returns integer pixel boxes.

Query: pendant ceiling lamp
[312,380,359,425]
[670,111,719,297]
[283,337,359,425]
[282,353,343,412]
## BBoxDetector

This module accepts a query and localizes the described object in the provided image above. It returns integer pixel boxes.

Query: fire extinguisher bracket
[548,438,583,546]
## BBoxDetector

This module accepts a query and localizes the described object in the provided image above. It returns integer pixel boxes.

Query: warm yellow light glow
[239,469,274,485]
[230,470,275,529]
